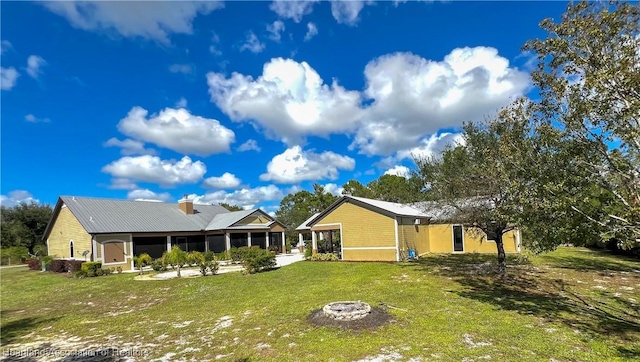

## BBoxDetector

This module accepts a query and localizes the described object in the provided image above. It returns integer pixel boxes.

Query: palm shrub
[133,253,153,275]
[165,246,187,277]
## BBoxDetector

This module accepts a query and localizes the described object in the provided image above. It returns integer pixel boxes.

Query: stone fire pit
[322,301,371,321]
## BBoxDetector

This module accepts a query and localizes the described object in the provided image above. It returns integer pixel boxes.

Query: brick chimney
[178,194,194,214]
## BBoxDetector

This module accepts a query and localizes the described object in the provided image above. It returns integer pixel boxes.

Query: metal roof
[59,196,231,233]
[348,196,430,217]
[295,213,320,231]
[204,209,256,231]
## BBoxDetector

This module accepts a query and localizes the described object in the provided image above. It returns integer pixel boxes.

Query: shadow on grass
[0,315,61,346]
[410,253,640,358]
[539,253,640,273]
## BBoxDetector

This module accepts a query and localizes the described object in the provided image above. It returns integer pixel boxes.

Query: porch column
[248,232,252,247]
[166,236,171,252]
[265,232,269,249]
[225,233,231,251]
[298,233,303,248]
[281,231,286,253]
[312,231,317,255]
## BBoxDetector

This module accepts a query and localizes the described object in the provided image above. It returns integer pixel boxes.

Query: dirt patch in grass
[307,307,394,330]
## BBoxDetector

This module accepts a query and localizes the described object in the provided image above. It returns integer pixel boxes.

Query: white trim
[69,239,75,259]
[394,217,399,261]
[516,228,522,253]
[46,238,50,257]
[342,247,397,250]
[452,224,465,253]
[247,232,252,247]
[92,237,97,261]
[166,236,171,252]
[311,223,343,260]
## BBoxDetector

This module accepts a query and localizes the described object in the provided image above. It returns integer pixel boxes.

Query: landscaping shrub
[41,255,53,271]
[304,240,312,260]
[151,259,166,272]
[81,261,102,274]
[311,253,339,262]
[239,247,276,274]
[133,253,152,275]
[268,245,281,253]
[0,246,29,265]
[229,247,244,264]
[49,259,67,273]
[74,270,87,278]
[116,266,123,274]
[208,259,220,275]
[216,251,229,261]
[102,268,112,275]
[27,258,41,270]
[66,260,84,272]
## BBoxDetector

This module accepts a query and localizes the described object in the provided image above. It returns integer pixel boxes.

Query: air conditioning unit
[414,218,421,225]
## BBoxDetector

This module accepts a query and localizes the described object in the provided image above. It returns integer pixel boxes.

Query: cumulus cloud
[169,63,194,75]
[203,172,242,189]
[1,40,12,54]
[0,190,39,207]
[116,106,235,156]
[26,55,46,79]
[323,183,344,196]
[304,22,318,41]
[330,0,367,25]
[267,20,285,42]
[175,97,188,108]
[102,155,206,186]
[240,31,265,53]
[353,47,530,155]
[25,114,51,123]
[42,1,222,43]
[104,137,156,156]
[191,185,284,209]
[237,139,261,152]
[207,58,362,145]
[269,0,318,22]
[107,178,138,190]
[1,67,19,90]
[127,189,171,202]
[384,165,411,178]
[260,146,355,184]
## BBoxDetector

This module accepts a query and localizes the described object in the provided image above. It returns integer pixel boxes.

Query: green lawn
[1,247,639,361]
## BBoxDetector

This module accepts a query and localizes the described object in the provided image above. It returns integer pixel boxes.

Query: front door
[453,225,464,252]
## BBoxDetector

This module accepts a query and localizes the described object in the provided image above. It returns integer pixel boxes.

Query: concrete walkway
[136,252,305,280]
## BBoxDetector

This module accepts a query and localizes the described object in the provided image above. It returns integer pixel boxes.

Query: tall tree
[275,184,338,240]
[524,0,640,245]
[219,203,243,212]
[341,180,373,198]
[367,174,423,203]
[1,202,53,252]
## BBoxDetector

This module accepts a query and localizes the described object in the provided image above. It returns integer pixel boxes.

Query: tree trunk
[495,232,507,277]
[177,265,181,278]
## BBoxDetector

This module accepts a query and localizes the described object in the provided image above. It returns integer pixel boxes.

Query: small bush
[203,250,215,262]
[268,245,281,254]
[81,261,102,274]
[116,266,123,274]
[66,260,84,272]
[216,251,229,261]
[304,241,313,260]
[27,258,41,270]
[49,259,67,273]
[239,247,276,274]
[311,253,339,262]
[74,270,87,279]
[151,259,166,272]
[102,268,112,275]
[229,247,244,264]
[86,269,96,277]
[208,259,220,275]
[41,255,54,270]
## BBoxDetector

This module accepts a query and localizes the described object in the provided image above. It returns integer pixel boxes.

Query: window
[69,240,74,258]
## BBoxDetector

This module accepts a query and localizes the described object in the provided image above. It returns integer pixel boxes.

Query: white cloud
[304,22,318,41]
[116,106,235,156]
[237,139,261,152]
[102,155,206,186]
[169,63,194,75]
[240,31,266,53]
[26,55,46,79]
[203,172,242,189]
[260,146,355,184]
[25,114,51,123]
[175,97,188,108]
[379,132,464,169]
[0,190,39,207]
[107,178,138,190]
[353,47,530,155]
[269,0,318,22]
[127,189,171,202]
[207,57,362,145]
[192,185,283,209]
[323,183,344,196]
[42,1,222,43]
[209,32,222,56]
[330,0,367,25]
[1,67,19,90]
[104,137,156,156]
[1,40,12,54]
[384,165,411,178]
[267,20,285,42]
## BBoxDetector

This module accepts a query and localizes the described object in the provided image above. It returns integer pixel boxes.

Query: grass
[1,247,639,361]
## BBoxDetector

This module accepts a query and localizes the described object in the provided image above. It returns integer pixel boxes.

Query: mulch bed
[307,306,395,330]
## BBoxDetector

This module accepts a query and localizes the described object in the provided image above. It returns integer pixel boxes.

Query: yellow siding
[95,234,133,270]
[427,224,520,254]
[47,206,91,259]
[270,224,285,232]
[312,202,396,249]
[238,215,271,225]
[342,249,396,261]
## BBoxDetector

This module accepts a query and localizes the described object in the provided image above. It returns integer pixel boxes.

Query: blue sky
[1,0,568,213]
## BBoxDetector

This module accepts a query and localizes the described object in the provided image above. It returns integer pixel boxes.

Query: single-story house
[43,196,286,271]
[296,195,521,261]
